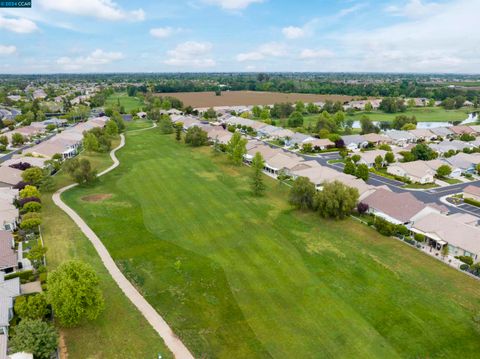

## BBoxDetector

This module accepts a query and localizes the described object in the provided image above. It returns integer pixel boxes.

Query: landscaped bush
[5,270,34,281]
[9,162,32,171]
[464,198,480,207]
[395,225,409,237]
[414,233,425,242]
[38,272,47,283]
[404,238,416,245]
[18,196,41,207]
[374,217,395,236]
[460,264,470,271]
[357,202,369,214]
[13,181,31,190]
[456,255,474,266]
[21,202,42,213]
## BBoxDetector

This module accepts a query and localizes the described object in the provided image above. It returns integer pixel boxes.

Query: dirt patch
[59,331,68,359]
[156,91,366,108]
[81,193,112,202]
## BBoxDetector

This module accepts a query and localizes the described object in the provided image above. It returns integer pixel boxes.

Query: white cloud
[299,49,335,60]
[150,27,181,39]
[337,0,480,72]
[202,0,263,10]
[0,16,38,33]
[164,41,215,67]
[282,26,305,40]
[56,49,124,71]
[0,45,16,56]
[39,0,145,21]
[385,0,440,18]
[236,42,286,62]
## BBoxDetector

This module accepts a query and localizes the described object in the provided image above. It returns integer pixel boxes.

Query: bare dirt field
[156,91,362,107]
[81,193,112,202]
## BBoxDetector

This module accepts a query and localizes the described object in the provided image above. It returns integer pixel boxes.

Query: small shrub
[22,202,42,213]
[18,196,41,207]
[460,264,470,271]
[414,233,425,242]
[39,272,48,283]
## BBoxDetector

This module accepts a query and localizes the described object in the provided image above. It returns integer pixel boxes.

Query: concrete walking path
[52,124,195,359]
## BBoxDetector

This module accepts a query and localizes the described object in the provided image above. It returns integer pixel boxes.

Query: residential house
[424,159,462,178]
[0,189,19,232]
[269,128,295,140]
[429,140,474,155]
[387,161,435,183]
[341,135,368,151]
[2,156,48,170]
[205,127,233,145]
[463,185,480,202]
[0,167,22,188]
[0,231,17,274]
[264,152,306,175]
[244,144,279,163]
[292,164,377,200]
[469,125,480,134]
[287,132,314,147]
[430,127,454,139]
[408,129,436,142]
[445,153,480,174]
[355,150,387,168]
[32,89,47,100]
[450,125,476,135]
[361,188,444,225]
[137,112,147,119]
[385,130,416,147]
[257,125,282,138]
[411,213,480,260]
[362,133,392,146]
[0,271,21,359]
[303,138,335,151]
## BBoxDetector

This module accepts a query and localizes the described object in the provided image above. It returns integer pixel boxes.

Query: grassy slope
[41,126,172,359]
[105,92,143,113]
[62,129,480,358]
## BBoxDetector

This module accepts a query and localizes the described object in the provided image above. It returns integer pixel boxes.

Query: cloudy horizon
[0,0,479,74]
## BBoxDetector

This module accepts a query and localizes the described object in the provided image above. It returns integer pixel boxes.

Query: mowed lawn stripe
[62,129,480,358]
[118,140,399,358]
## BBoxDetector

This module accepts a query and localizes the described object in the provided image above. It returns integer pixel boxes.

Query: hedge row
[464,197,480,207]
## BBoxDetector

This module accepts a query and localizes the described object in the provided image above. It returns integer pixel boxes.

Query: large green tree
[47,260,104,327]
[436,165,452,178]
[185,126,208,147]
[289,176,316,210]
[63,158,97,185]
[251,152,266,196]
[9,319,58,359]
[355,164,369,181]
[314,181,359,219]
[226,132,247,166]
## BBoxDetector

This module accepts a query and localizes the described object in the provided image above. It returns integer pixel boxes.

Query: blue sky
[0,0,478,73]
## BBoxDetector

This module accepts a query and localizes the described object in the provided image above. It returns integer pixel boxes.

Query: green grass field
[41,125,172,359]
[105,92,143,112]
[62,129,480,358]
[345,107,471,123]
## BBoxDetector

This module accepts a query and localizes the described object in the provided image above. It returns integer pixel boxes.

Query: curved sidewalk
[52,125,194,359]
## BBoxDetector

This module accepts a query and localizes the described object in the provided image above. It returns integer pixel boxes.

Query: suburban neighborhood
[1,0,480,358]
